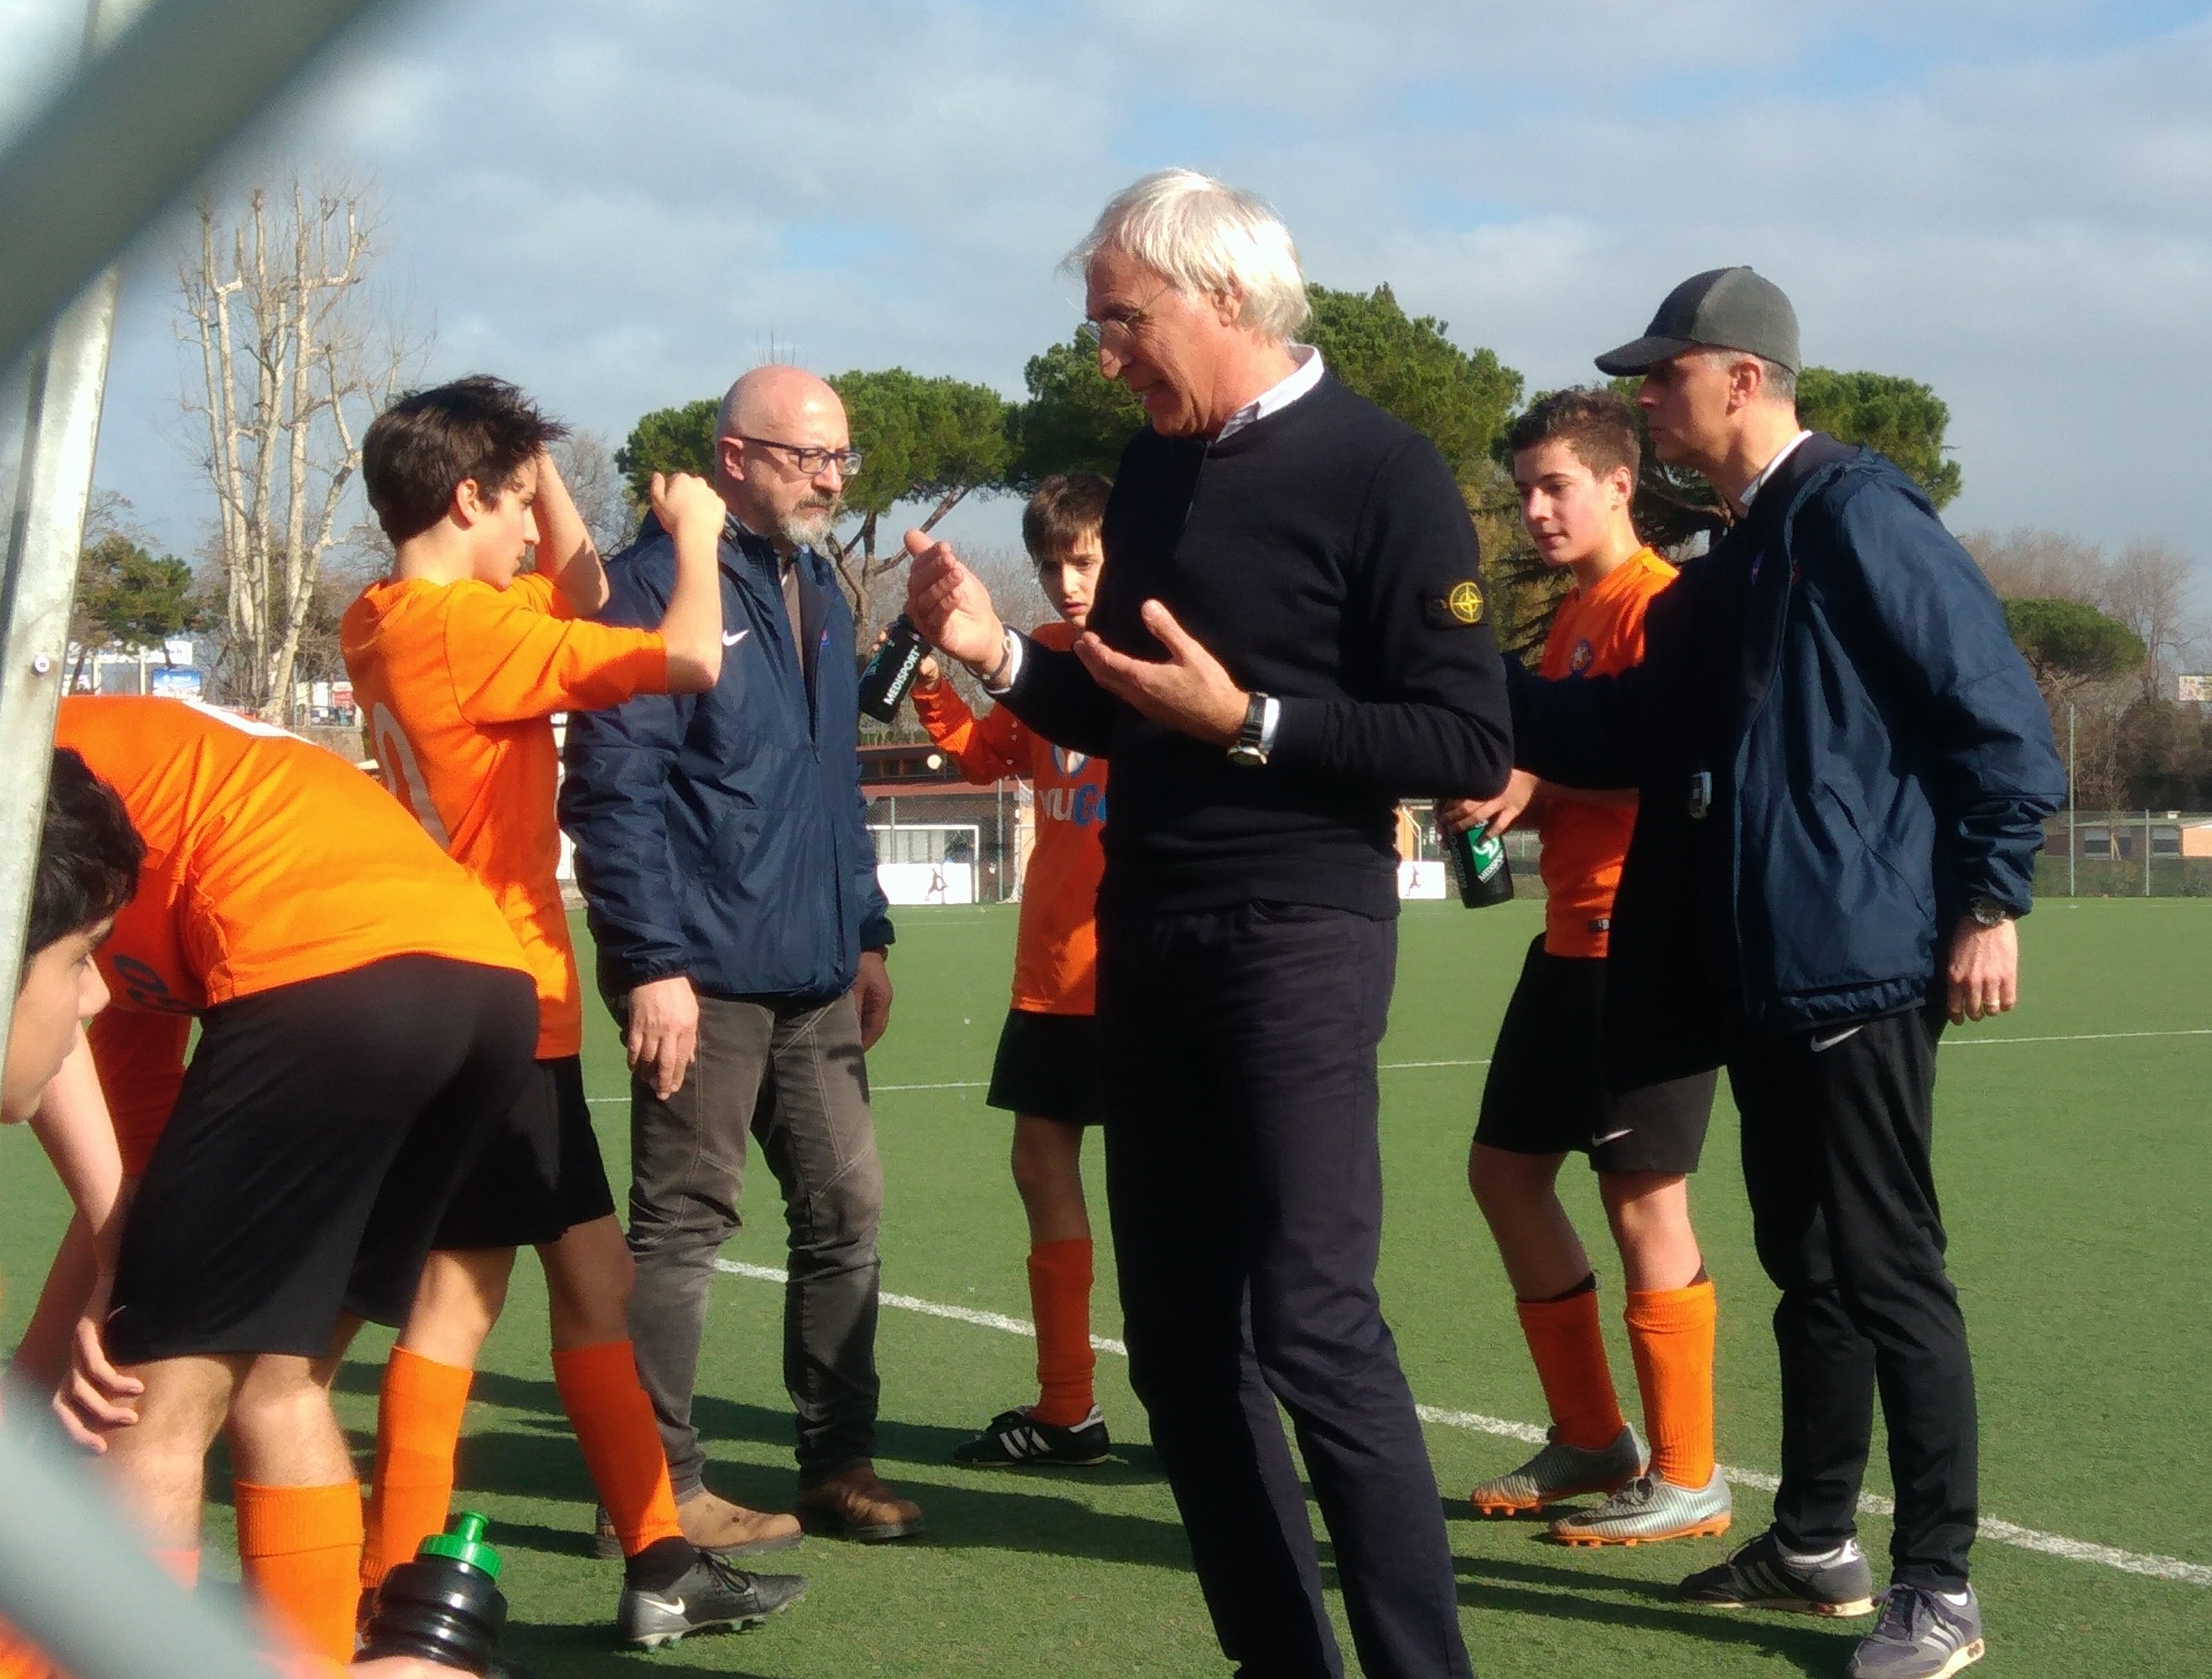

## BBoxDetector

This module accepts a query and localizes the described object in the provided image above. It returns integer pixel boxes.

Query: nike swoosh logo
[1810,1025,1864,1052]
[722,630,749,646]
[1592,1128,1634,1145]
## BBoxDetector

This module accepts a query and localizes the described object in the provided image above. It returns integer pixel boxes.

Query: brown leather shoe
[795,1463,925,1542]
[593,1489,802,1560]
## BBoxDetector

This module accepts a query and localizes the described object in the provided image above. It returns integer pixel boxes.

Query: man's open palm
[904,532,1006,670]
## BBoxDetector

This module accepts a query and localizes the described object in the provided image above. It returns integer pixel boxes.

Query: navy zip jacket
[1510,435,2064,1086]
[560,514,893,1001]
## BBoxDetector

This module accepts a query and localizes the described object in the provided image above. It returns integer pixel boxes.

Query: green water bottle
[357,1511,509,1674]
[1446,818,1515,909]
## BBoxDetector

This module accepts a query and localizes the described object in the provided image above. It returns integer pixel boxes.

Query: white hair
[1701,346,1798,405]
[1066,168,1309,342]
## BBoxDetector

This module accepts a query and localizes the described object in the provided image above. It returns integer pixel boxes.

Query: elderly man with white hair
[908,171,1510,1679]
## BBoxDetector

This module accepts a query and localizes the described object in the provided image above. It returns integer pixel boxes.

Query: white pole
[2066,705,2076,897]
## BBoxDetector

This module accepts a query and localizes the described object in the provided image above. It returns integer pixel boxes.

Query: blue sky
[5,0,2210,604]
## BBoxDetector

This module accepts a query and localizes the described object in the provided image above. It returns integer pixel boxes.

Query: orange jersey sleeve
[912,678,1030,784]
[56,698,528,1035]
[341,573,665,1058]
[1533,549,1676,959]
[87,1009,191,1175]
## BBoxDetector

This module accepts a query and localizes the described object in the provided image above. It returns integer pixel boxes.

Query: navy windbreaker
[1510,438,2065,1084]
[559,515,893,1001]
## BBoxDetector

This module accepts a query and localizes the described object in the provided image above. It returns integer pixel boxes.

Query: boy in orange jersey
[35,696,538,1664]
[343,376,804,1649]
[906,472,1117,1468]
[1442,388,1730,1545]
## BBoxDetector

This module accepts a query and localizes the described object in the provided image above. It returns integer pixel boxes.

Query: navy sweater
[1002,374,1514,918]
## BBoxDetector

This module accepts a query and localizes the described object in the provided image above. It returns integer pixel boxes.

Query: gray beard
[778,501,838,551]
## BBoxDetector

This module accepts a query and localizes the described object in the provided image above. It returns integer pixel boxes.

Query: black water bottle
[1446,818,1515,909]
[858,615,928,722]
[357,1511,509,1674]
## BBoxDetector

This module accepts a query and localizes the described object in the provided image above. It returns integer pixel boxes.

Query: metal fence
[2040,811,2212,898]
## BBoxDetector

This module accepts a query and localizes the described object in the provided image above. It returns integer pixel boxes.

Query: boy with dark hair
[910,471,1116,1468]
[42,695,540,1663]
[344,376,805,1648]
[1444,386,1731,1546]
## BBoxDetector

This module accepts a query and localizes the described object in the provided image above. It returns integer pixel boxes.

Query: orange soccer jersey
[911,621,1105,1016]
[54,696,530,1171]
[1534,547,1677,959]
[341,571,667,1060]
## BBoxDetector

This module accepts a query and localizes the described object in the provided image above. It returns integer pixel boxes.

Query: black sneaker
[951,1404,1112,1467]
[616,1553,807,1649]
[1679,1527,1876,1617]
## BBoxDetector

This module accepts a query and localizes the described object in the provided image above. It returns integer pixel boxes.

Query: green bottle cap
[416,1511,501,1581]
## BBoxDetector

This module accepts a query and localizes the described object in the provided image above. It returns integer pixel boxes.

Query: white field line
[711,1257,2212,1588]
[583,1026,2208,1106]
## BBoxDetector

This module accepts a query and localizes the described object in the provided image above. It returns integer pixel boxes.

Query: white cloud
[1,0,2206,610]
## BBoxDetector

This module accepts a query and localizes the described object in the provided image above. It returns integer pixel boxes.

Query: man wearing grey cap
[1507,268,2064,1679]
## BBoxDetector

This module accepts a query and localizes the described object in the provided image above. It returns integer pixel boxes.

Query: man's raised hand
[904,531,1008,674]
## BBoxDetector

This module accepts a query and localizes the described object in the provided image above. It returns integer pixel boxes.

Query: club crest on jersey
[1570,638,1595,673]
[1052,745,1089,778]
[1423,578,1485,630]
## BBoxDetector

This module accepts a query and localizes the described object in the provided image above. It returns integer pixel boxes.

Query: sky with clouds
[4,0,2210,600]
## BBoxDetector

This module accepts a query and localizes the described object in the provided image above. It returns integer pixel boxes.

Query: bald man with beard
[561,366,921,1548]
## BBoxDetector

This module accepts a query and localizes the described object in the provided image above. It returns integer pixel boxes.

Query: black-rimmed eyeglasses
[737,435,864,477]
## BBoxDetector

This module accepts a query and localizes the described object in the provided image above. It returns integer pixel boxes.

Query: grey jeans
[616,987,884,1491]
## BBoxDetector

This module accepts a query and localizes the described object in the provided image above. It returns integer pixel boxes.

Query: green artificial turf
[5,898,2209,1676]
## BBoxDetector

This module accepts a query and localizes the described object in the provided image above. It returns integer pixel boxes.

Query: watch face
[1227,743,1267,768]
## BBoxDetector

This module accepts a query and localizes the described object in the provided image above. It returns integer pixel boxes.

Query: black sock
[623,1535,698,1592]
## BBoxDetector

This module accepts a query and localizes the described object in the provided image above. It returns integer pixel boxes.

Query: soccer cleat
[1468,1425,1642,1515]
[1549,1467,1733,1546]
[1679,1527,1876,1617]
[951,1405,1113,1468]
[1847,1584,1985,1679]
[616,1553,806,1649]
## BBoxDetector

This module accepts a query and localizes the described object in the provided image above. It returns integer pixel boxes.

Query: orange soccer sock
[551,1340,684,1557]
[1626,1278,1718,1488]
[1026,1238,1098,1428]
[1515,1281,1627,1451]
[360,1345,474,1590]
[234,1481,365,1667]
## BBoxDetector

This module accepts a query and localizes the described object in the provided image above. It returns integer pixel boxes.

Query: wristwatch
[1227,692,1271,767]
[1965,894,2011,928]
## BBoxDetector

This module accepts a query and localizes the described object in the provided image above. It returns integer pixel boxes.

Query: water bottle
[1446,818,1515,909]
[356,1511,509,1674]
[858,615,928,722]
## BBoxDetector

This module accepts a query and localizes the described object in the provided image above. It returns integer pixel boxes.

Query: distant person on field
[1442,388,1728,1545]
[343,376,805,1646]
[908,470,1118,1468]
[1510,268,2064,1679]
[562,366,921,1545]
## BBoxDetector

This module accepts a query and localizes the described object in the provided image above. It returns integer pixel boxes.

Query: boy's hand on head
[651,472,724,537]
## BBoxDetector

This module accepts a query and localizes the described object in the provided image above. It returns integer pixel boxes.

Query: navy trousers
[1098,902,1472,1679]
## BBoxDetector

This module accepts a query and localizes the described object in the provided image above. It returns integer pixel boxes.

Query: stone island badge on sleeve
[1423,578,1486,630]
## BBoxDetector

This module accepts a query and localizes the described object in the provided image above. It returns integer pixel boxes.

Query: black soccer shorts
[432,1053,617,1250]
[1475,935,1718,1175]
[985,1008,1103,1125]
[104,954,538,1363]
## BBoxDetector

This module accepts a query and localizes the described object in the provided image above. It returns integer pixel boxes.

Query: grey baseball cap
[1595,266,1801,376]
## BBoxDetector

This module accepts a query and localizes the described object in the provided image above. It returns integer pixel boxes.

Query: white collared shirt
[1738,428,1814,510]
[1214,344,1324,442]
